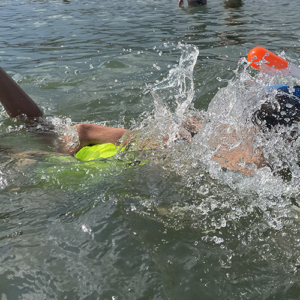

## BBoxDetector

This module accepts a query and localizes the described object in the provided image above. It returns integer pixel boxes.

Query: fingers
[181,118,203,136]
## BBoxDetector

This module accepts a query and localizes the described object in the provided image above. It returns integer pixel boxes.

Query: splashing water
[4,43,300,244]
[126,43,201,149]
[148,42,198,118]
[3,43,300,288]
[117,45,300,281]
[127,43,300,248]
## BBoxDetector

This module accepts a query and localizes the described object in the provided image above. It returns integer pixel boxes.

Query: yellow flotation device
[75,143,126,161]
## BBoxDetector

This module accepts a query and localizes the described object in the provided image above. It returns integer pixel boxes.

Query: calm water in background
[1,0,300,299]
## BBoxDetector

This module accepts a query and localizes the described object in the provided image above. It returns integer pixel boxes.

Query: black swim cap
[253,86,300,130]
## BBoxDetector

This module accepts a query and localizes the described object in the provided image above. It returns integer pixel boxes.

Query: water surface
[1,0,300,299]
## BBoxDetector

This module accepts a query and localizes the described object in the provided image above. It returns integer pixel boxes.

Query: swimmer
[59,87,300,176]
[178,0,206,7]
[0,66,299,176]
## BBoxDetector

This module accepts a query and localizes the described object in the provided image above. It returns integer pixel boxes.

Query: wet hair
[253,87,300,130]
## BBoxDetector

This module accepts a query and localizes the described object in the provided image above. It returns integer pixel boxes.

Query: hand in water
[208,124,265,176]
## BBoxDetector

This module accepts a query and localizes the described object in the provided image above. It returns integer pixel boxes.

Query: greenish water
[1,0,300,299]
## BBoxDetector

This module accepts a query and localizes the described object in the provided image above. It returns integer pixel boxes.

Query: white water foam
[133,43,300,237]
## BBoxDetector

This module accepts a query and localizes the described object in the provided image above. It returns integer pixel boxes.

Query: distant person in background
[178,0,243,8]
[178,0,206,7]
[224,0,243,9]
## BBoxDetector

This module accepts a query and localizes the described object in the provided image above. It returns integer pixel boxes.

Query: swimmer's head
[253,86,300,130]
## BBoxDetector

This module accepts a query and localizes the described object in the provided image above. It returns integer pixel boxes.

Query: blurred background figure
[224,0,243,9]
[179,0,206,7]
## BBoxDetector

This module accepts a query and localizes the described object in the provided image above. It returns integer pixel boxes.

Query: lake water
[1,0,300,299]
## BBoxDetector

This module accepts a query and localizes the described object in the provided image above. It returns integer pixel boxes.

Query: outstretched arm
[76,123,128,148]
[209,125,265,176]
[59,123,128,155]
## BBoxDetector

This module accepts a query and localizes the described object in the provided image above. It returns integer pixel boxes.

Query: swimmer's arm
[179,0,184,7]
[76,123,128,148]
[60,123,128,155]
[210,127,265,176]
[61,117,202,155]
[212,145,265,176]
